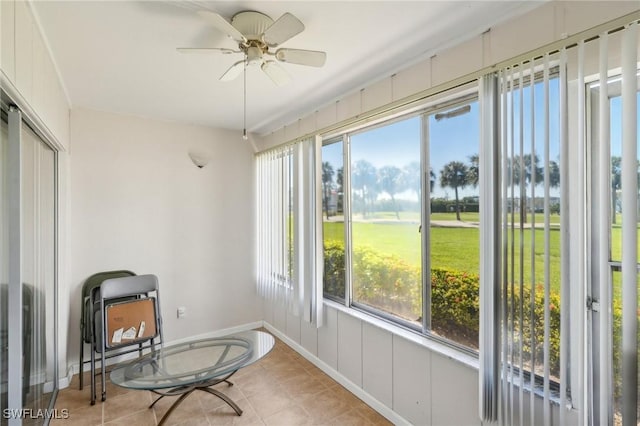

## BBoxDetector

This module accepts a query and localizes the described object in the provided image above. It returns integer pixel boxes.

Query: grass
[324,213,564,293]
[324,211,639,296]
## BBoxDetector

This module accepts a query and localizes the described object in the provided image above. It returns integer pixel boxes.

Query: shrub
[323,241,564,377]
[323,241,346,297]
[351,245,421,321]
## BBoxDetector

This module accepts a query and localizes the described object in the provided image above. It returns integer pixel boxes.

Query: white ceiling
[33,1,541,136]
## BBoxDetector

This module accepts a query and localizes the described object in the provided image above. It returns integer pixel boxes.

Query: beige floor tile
[103,391,151,423]
[354,402,393,425]
[53,403,102,426]
[55,332,389,426]
[103,409,156,426]
[245,385,293,419]
[204,397,261,426]
[323,409,372,426]
[280,375,328,402]
[153,391,207,426]
[263,405,313,426]
[299,389,352,422]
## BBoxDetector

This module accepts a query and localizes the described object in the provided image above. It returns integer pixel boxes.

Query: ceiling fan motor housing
[231,11,273,41]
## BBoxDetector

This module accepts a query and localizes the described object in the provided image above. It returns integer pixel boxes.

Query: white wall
[259,2,638,425]
[67,108,261,370]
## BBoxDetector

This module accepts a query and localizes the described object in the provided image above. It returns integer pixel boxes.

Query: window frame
[321,87,483,355]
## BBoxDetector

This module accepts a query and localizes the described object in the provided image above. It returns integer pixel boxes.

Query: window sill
[322,298,479,371]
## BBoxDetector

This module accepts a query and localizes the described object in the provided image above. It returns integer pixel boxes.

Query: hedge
[323,240,564,377]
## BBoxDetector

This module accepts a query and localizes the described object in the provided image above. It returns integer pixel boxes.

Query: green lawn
[324,216,564,292]
[324,211,639,296]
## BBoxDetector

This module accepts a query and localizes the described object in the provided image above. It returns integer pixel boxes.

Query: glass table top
[110,330,275,390]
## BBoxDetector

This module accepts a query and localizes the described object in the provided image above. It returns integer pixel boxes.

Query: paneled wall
[259,2,639,424]
[1,0,70,149]
[264,302,482,425]
[258,1,639,151]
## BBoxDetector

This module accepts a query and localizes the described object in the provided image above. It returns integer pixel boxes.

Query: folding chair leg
[90,347,96,405]
[101,360,107,402]
[100,298,107,402]
[79,331,84,390]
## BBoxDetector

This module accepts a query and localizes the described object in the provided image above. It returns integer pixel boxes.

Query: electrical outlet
[177,306,186,319]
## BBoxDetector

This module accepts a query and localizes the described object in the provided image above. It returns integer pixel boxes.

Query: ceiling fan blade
[275,48,326,67]
[261,61,291,87]
[177,47,239,55]
[220,60,245,82]
[197,11,246,43]
[262,13,304,46]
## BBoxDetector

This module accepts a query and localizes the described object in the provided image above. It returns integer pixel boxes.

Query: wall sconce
[188,152,210,169]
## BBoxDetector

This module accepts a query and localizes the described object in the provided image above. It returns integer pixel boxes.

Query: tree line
[322,153,562,221]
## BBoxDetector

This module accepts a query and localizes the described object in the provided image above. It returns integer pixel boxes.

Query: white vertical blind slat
[479,74,500,422]
[542,53,552,426]
[576,42,587,424]
[597,32,611,426]
[559,46,570,426]
[529,58,536,426]
[620,21,638,426]
[500,67,509,426]
[517,62,525,426]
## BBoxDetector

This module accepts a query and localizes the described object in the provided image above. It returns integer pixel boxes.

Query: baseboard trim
[262,321,410,426]
[57,366,74,390]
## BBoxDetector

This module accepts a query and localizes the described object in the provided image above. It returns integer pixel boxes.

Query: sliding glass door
[1,106,57,425]
[21,121,56,417]
[589,68,640,426]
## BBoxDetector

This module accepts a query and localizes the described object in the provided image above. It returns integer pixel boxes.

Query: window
[349,117,422,326]
[427,101,480,348]
[322,139,346,301]
[321,94,483,351]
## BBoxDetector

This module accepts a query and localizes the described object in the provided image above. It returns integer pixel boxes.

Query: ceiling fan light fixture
[246,45,263,65]
[261,61,290,86]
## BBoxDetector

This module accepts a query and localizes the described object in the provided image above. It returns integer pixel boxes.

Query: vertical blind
[256,137,323,326]
[480,16,639,426]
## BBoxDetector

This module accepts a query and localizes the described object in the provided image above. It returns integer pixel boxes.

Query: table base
[149,372,242,426]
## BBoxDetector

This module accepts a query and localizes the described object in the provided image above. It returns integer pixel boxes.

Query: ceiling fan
[178,10,327,86]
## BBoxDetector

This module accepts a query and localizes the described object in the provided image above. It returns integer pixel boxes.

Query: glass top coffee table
[110,330,275,426]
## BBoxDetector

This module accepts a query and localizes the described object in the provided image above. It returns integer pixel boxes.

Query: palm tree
[403,161,435,198]
[468,154,479,188]
[336,166,344,214]
[611,156,621,224]
[378,165,405,220]
[404,162,421,199]
[352,160,377,218]
[322,161,335,220]
[511,154,544,188]
[549,161,560,189]
[439,161,470,221]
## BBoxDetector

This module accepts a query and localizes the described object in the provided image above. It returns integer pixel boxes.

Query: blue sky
[322,79,638,202]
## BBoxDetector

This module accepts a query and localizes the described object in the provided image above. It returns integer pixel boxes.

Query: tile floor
[52,332,392,425]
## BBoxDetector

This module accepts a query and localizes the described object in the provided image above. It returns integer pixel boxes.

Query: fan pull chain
[243,56,248,140]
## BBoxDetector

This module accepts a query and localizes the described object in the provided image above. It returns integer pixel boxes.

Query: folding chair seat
[90,274,163,404]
